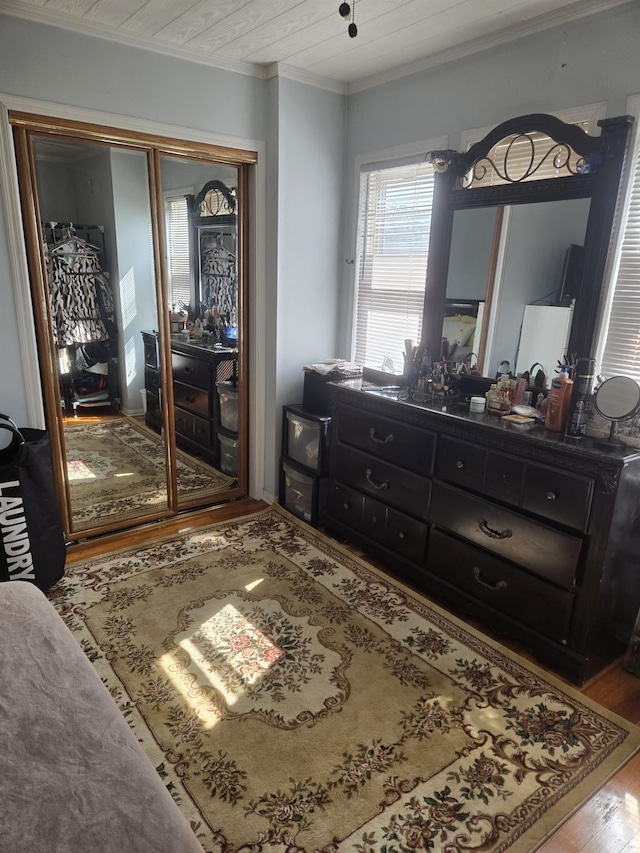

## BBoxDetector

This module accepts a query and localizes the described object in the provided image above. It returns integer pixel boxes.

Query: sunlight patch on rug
[51,506,640,853]
[64,417,234,528]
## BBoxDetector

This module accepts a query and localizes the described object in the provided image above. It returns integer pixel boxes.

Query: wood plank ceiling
[0,0,630,90]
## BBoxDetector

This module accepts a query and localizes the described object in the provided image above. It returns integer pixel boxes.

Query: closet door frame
[9,111,257,540]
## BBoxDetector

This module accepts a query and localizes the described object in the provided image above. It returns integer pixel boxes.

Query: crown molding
[347,0,632,94]
[0,0,267,80]
[0,0,631,94]
[265,63,347,96]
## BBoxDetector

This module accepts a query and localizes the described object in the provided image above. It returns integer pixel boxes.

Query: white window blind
[600,139,640,380]
[467,120,590,188]
[165,195,191,309]
[354,160,434,373]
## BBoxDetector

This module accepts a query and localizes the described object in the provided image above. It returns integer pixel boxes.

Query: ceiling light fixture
[338,0,357,37]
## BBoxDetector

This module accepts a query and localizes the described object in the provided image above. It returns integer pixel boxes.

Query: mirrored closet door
[11,114,254,540]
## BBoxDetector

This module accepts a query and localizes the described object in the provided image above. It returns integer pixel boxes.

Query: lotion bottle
[544,369,573,433]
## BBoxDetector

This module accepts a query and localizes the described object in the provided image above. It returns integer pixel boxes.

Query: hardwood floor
[65,500,640,852]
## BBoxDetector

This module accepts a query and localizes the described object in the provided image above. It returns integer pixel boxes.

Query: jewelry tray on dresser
[325,381,640,685]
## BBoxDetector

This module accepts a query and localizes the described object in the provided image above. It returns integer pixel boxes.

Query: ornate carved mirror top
[192,179,236,224]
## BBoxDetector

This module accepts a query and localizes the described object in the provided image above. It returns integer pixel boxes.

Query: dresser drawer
[428,529,574,643]
[485,451,525,507]
[143,335,158,369]
[429,481,582,590]
[171,352,210,390]
[522,463,593,532]
[146,390,161,420]
[386,505,428,564]
[336,405,435,476]
[335,444,431,520]
[173,380,210,419]
[435,436,487,493]
[174,408,211,448]
[144,365,161,394]
[328,482,366,532]
[328,482,428,564]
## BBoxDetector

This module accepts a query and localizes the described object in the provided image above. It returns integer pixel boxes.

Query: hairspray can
[566,358,596,437]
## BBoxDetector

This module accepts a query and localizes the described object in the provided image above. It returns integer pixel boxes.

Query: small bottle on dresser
[545,368,573,433]
[488,374,514,414]
[485,383,499,413]
[566,358,596,437]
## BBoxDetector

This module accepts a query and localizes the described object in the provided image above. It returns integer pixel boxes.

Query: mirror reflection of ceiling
[446,198,590,377]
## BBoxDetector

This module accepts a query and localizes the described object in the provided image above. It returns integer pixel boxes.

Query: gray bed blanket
[0,581,205,853]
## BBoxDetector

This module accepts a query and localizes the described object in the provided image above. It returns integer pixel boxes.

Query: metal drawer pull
[546,491,557,501]
[456,460,464,469]
[343,502,351,510]
[398,531,407,540]
[473,567,507,591]
[478,518,512,540]
[365,468,389,490]
[184,366,192,374]
[369,427,394,444]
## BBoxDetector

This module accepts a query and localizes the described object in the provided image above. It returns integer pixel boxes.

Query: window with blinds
[600,136,640,380]
[164,195,192,309]
[353,160,434,373]
[465,120,590,188]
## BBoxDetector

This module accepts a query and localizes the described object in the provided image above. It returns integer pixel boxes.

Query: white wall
[110,150,158,414]
[268,77,346,496]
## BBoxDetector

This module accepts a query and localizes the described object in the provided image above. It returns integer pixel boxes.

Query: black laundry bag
[0,414,66,590]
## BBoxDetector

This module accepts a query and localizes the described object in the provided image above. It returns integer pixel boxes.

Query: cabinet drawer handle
[343,501,351,510]
[473,567,507,591]
[185,395,195,403]
[365,468,389,490]
[184,366,192,374]
[456,460,464,469]
[478,518,512,540]
[398,531,407,540]
[546,491,557,501]
[369,427,394,444]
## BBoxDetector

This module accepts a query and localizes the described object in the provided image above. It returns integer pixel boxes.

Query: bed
[0,581,205,853]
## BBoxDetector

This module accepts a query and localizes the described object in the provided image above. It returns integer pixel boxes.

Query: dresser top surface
[331,381,640,468]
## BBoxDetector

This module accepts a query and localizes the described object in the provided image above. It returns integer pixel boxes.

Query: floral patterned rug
[51,506,639,853]
[64,417,234,529]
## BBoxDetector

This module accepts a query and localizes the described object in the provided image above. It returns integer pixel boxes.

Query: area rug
[50,506,640,853]
[64,417,234,528]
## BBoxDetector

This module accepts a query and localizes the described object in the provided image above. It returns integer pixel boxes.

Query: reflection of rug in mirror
[64,417,234,527]
[51,505,640,853]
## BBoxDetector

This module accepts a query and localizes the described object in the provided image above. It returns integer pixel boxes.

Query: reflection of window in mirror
[164,188,193,310]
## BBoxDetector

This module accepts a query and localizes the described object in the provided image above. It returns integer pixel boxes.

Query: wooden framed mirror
[10,112,254,540]
[422,113,633,381]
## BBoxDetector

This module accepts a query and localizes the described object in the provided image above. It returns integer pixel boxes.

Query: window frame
[349,136,447,375]
[594,93,640,381]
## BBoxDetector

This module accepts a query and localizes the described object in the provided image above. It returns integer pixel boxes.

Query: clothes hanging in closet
[46,238,114,347]
[201,248,236,318]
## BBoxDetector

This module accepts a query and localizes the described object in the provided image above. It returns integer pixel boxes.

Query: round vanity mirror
[593,375,640,451]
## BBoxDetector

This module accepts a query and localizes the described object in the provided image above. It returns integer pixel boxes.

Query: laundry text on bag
[0,480,35,581]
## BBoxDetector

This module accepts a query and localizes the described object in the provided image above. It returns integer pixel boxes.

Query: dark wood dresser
[326,382,640,685]
[142,332,237,467]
